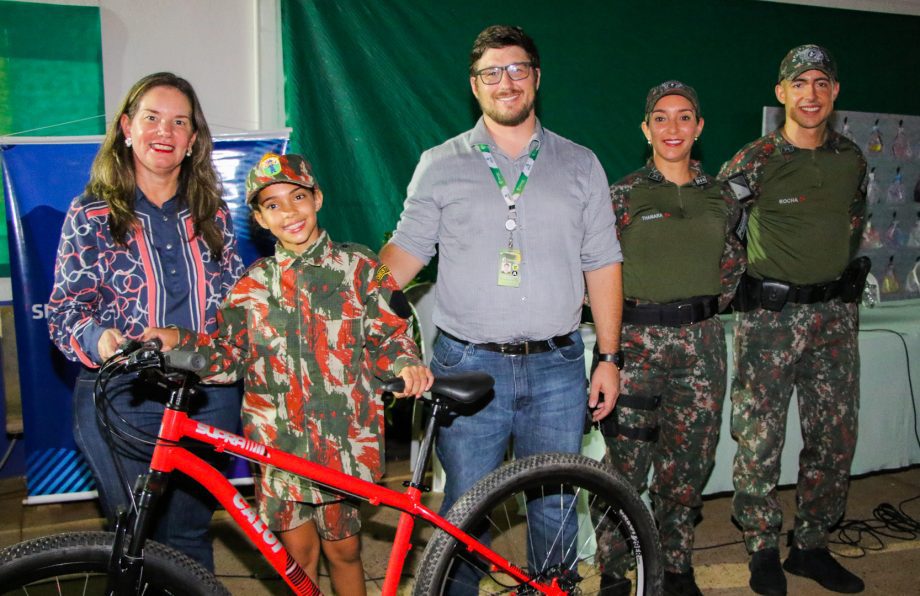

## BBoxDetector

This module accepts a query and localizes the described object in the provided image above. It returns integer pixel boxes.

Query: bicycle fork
[105,470,170,595]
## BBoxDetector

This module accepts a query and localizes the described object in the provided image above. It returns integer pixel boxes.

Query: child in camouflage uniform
[146,153,432,594]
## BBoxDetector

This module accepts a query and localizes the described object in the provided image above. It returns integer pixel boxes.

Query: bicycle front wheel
[0,531,229,595]
[414,452,662,595]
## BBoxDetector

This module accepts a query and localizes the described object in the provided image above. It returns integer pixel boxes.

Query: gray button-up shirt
[391,117,621,344]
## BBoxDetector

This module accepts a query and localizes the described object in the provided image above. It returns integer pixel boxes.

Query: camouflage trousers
[731,299,859,553]
[599,316,726,573]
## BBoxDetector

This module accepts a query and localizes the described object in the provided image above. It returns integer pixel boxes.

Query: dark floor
[1,461,918,595]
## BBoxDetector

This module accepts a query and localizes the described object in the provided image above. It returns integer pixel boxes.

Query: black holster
[731,275,759,312]
[585,345,603,434]
[733,275,791,312]
[760,279,791,312]
[599,394,661,442]
[839,256,872,303]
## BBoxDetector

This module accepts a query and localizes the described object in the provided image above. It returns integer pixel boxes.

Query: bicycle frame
[135,391,567,595]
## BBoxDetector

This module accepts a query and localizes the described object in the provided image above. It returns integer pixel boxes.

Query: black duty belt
[742,274,842,305]
[438,330,574,355]
[622,295,719,327]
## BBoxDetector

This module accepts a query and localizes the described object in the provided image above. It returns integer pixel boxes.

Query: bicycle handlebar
[114,342,491,402]
[162,350,207,373]
[114,339,207,374]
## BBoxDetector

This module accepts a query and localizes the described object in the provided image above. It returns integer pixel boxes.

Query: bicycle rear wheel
[414,452,662,595]
[0,531,229,595]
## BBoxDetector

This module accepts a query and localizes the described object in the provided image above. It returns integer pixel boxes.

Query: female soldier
[598,80,745,596]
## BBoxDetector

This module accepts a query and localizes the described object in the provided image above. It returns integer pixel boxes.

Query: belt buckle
[500,342,521,355]
[504,340,530,355]
[676,302,693,325]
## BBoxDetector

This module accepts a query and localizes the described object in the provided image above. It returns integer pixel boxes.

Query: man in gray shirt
[380,24,623,585]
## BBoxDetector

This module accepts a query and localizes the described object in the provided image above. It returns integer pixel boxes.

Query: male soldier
[380,24,623,585]
[720,45,867,595]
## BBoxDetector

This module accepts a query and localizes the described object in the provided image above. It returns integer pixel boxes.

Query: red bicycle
[0,341,661,594]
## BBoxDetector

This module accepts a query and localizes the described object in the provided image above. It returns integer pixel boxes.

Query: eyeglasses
[473,62,534,85]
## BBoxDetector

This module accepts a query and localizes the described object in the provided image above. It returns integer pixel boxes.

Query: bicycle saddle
[381,372,494,406]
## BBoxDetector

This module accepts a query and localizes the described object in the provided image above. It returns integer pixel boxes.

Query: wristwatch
[596,350,624,370]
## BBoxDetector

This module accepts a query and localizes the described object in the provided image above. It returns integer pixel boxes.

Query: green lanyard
[477,143,540,237]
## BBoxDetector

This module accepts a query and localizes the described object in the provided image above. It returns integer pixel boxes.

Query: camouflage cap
[778,44,837,82]
[644,80,700,121]
[245,153,317,206]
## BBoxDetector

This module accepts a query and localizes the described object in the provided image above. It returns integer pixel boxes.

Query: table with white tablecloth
[581,299,920,494]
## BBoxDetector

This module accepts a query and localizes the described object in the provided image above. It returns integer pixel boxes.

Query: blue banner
[1,133,288,499]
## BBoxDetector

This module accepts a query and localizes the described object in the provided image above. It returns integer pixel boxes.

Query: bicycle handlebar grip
[380,378,405,394]
[163,350,206,373]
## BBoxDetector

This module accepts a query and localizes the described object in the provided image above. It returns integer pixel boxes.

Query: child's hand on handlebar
[142,327,180,351]
[395,365,434,398]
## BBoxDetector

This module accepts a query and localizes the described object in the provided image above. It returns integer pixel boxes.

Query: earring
[186,148,192,157]
[125,137,132,147]
[694,137,699,141]
[646,139,652,146]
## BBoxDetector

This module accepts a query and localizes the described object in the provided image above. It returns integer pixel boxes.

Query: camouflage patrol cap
[245,153,318,206]
[778,44,837,82]
[644,80,700,121]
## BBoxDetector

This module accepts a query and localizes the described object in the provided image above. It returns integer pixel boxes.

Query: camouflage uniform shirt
[718,128,867,282]
[178,230,421,503]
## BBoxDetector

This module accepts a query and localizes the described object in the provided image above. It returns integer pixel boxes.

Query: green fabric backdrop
[0,1,104,136]
[280,0,920,252]
[0,0,104,277]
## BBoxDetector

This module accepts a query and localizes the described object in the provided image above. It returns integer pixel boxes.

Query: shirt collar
[770,127,845,154]
[644,159,709,187]
[274,229,331,270]
[470,116,544,159]
[134,186,179,214]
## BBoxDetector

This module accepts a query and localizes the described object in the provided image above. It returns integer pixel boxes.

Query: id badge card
[498,248,522,287]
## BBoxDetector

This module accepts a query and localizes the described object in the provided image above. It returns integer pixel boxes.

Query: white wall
[98,0,283,135]
[760,0,920,16]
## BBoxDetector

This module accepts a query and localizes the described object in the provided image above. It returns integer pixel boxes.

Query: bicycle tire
[0,531,230,595]
[414,452,662,595]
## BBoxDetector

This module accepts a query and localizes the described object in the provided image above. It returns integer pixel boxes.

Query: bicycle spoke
[414,453,662,595]
[555,484,583,570]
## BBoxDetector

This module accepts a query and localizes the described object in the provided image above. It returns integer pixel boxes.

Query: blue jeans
[432,330,587,588]
[72,368,242,571]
